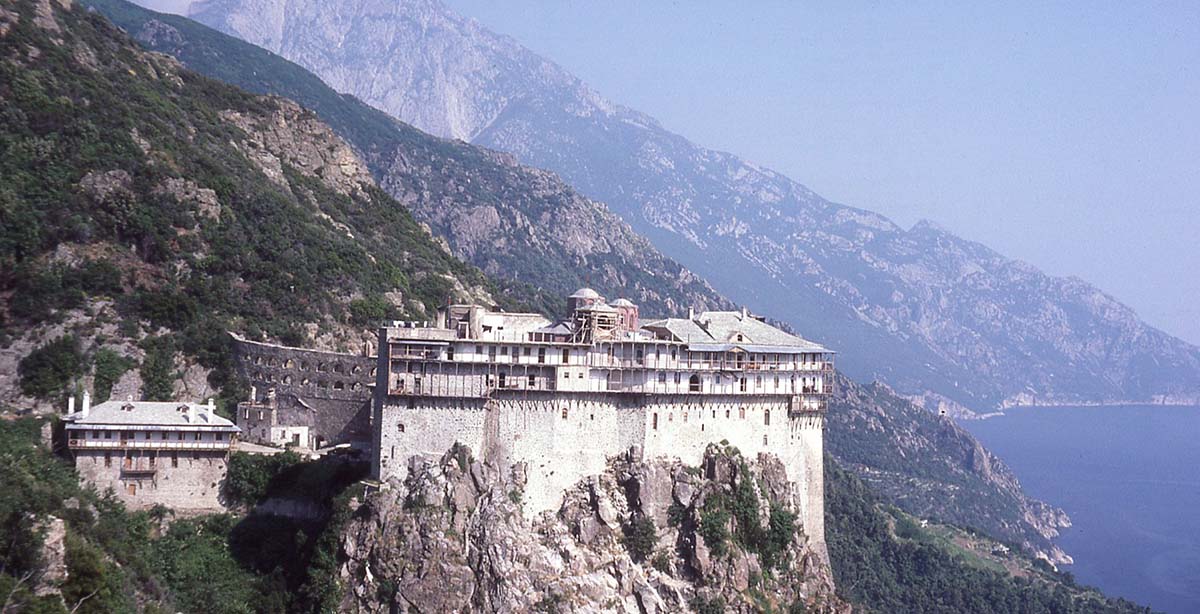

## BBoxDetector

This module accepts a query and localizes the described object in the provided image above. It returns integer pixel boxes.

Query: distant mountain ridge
[183,0,1200,412]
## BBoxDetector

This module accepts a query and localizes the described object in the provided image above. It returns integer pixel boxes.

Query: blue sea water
[962,405,1200,614]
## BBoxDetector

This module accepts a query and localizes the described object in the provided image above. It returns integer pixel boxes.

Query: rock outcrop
[338,444,846,613]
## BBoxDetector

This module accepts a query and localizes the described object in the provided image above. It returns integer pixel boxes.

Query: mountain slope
[85,0,1075,560]
[87,0,731,320]
[0,0,498,411]
[184,0,1200,411]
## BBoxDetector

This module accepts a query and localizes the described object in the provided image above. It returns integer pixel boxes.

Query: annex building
[63,393,240,510]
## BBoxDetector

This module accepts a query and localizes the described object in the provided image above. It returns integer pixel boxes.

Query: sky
[434,0,1200,345]
[142,0,1200,345]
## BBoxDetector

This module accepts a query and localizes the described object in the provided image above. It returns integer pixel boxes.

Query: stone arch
[352,365,362,374]
[283,375,293,385]
[317,363,328,372]
[300,361,310,371]
[284,359,295,369]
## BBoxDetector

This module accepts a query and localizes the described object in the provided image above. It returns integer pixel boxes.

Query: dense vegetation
[825,459,1153,614]
[0,417,365,613]
[0,0,519,409]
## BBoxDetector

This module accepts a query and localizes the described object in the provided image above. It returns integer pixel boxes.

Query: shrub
[18,335,86,399]
[92,347,133,403]
[223,450,303,506]
[622,515,658,562]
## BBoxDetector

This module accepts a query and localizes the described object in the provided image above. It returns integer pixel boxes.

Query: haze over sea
[964,405,1200,614]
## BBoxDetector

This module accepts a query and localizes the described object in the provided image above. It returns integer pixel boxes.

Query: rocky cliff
[338,443,846,613]
[184,0,1200,411]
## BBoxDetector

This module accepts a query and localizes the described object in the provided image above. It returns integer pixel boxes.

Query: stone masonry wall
[233,336,374,447]
[74,450,229,511]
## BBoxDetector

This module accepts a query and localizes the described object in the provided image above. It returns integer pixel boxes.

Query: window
[171,452,178,468]
[498,373,507,388]
[476,345,483,354]
[726,409,731,419]
[657,372,667,384]
[635,348,644,362]
[104,453,112,467]
[528,374,536,387]
[500,346,509,356]
[446,346,454,360]
[194,432,201,441]
[523,347,531,357]
[177,432,184,441]
[740,378,747,392]
[538,348,546,364]
[739,407,746,419]
[488,346,497,360]
[398,423,405,433]
[149,455,156,468]
[561,408,568,420]
[756,376,763,388]
[765,410,771,426]
[193,452,201,460]
[688,374,701,392]
[652,413,658,430]
[562,349,570,364]
[763,435,769,446]
[144,432,151,440]
[674,373,681,384]
[216,433,224,441]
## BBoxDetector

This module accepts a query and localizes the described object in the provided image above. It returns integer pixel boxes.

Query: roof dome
[610,298,636,307]
[570,287,602,299]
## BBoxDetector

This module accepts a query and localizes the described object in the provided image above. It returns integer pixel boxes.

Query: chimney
[249,384,257,402]
[741,306,749,321]
[187,404,196,423]
[688,307,695,320]
[207,398,215,419]
[81,391,91,418]
[68,395,76,415]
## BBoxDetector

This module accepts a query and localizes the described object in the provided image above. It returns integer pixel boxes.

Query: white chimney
[68,396,76,415]
[187,404,196,423]
[81,391,91,418]
[741,306,749,320]
[688,307,695,320]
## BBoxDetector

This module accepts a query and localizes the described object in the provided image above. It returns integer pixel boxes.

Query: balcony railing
[68,439,234,451]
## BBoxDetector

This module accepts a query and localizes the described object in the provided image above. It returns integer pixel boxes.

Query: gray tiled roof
[65,400,239,429]
[642,311,830,352]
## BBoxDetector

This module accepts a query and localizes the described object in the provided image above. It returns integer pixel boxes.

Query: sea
[962,405,1200,614]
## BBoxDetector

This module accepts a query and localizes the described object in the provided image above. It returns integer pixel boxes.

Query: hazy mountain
[185,0,1200,412]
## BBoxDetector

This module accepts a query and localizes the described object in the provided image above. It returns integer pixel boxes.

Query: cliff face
[339,444,845,613]
[184,0,1200,411]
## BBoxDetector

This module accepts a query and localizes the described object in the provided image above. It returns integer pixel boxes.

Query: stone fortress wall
[375,392,826,553]
[231,334,375,449]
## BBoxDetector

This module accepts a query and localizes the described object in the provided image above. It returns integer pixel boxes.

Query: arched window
[764,409,770,426]
[334,363,345,374]
[317,363,328,372]
[688,374,701,392]
[284,359,295,369]
[282,375,293,385]
[398,423,405,433]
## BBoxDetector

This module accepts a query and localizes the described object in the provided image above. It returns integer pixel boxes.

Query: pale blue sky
[141,0,1200,344]
[438,1,1200,345]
